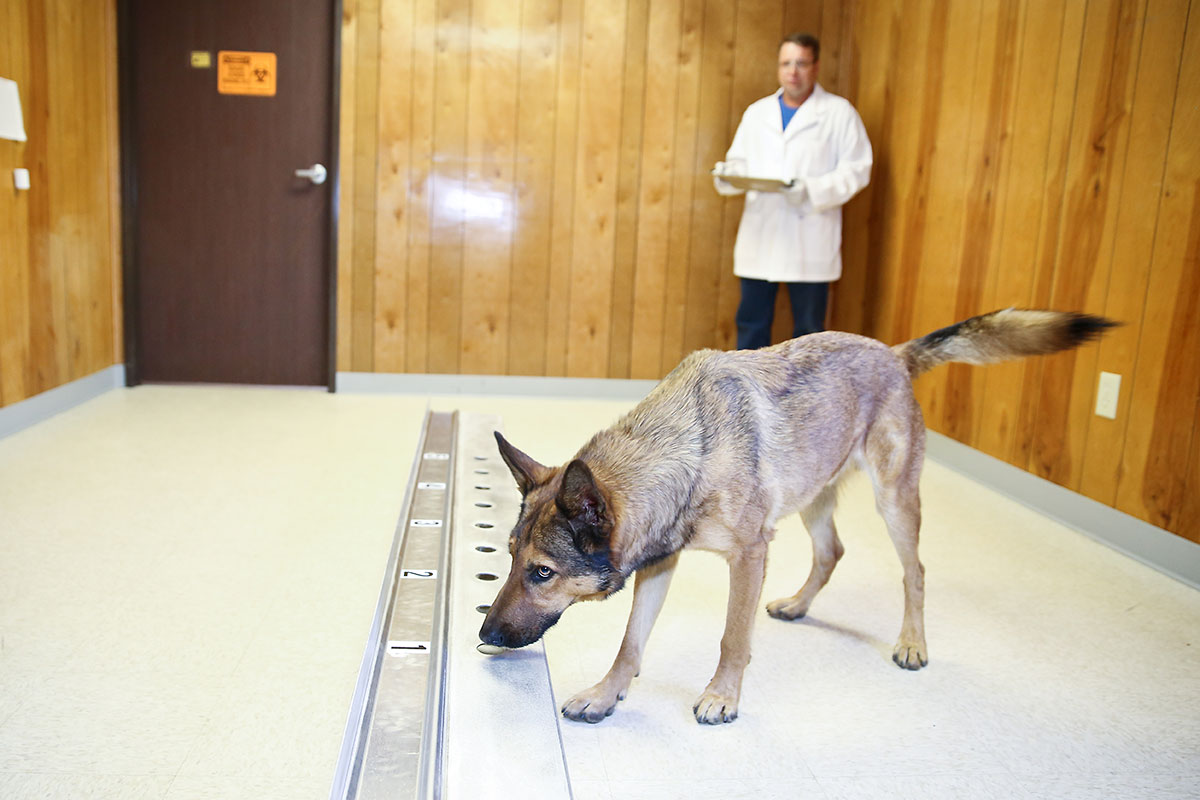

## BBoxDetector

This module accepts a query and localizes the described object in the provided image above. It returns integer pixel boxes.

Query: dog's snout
[478,620,508,648]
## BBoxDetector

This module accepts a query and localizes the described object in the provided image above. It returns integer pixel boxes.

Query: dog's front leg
[694,543,768,724]
[561,553,679,723]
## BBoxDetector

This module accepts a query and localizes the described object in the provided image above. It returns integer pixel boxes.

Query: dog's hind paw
[693,691,739,725]
[765,596,809,620]
[561,685,622,724]
[892,641,928,670]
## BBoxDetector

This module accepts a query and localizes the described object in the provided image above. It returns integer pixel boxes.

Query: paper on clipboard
[0,77,28,142]
[711,171,793,192]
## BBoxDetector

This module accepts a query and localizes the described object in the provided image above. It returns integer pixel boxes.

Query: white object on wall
[0,77,28,142]
[13,168,30,190]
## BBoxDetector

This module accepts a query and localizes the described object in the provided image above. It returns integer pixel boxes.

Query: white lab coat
[718,84,872,283]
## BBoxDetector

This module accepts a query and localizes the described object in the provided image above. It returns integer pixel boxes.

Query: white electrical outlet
[1096,371,1120,419]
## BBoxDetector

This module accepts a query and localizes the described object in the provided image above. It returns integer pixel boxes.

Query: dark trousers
[735,278,829,350]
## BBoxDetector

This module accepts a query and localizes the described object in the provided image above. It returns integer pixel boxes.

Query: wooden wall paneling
[351,0,381,371]
[373,0,415,373]
[1079,0,1189,504]
[681,0,736,358]
[629,0,683,379]
[973,0,1069,463]
[105,0,122,367]
[1028,0,1144,489]
[1116,8,1200,535]
[938,0,1022,443]
[656,0,703,375]
[607,0,649,380]
[877,0,945,348]
[507,0,564,377]
[81,0,117,376]
[834,0,899,341]
[712,1,780,353]
[336,0,357,372]
[1009,0,1088,472]
[27,0,64,395]
[458,0,521,375]
[906,1,979,424]
[0,0,32,405]
[404,0,437,373]
[563,0,628,378]
[426,0,471,374]
[544,0,583,376]
[783,0,822,43]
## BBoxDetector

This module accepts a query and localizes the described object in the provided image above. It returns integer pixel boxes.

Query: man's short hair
[780,33,820,62]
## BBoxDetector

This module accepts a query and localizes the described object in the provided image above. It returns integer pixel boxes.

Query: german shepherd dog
[479,309,1114,724]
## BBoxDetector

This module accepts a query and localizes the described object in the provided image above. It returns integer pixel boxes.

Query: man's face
[778,43,818,105]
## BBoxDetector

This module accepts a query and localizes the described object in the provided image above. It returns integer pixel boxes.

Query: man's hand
[783,179,808,206]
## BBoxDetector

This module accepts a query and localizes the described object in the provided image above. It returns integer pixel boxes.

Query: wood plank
[906,0,978,422]
[629,0,682,378]
[351,0,381,371]
[404,0,437,373]
[1115,6,1200,533]
[336,0,358,373]
[105,0,123,366]
[459,0,521,375]
[682,0,736,357]
[657,0,703,373]
[544,0,583,376]
[564,0,627,377]
[607,0,648,379]
[939,0,1021,443]
[1079,0,1188,504]
[1028,0,1144,489]
[425,0,472,374]
[507,0,562,377]
[372,0,415,373]
[973,0,1068,462]
[1009,0,1088,473]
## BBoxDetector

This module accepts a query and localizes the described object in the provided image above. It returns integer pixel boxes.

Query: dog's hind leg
[694,540,769,724]
[865,421,928,670]
[765,485,843,621]
[561,553,679,724]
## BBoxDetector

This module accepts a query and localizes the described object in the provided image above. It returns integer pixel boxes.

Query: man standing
[714,33,872,350]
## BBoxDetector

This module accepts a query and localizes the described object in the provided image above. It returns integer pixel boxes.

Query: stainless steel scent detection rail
[330,411,572,800]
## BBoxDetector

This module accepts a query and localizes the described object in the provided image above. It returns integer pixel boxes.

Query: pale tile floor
[0,385,1197,799]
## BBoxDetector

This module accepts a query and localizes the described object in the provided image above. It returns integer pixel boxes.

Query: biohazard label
[217,51,277,96]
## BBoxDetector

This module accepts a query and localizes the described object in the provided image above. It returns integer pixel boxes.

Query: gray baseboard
[0,365,125,441]
[336,371,658,401]
[925,431,1199,591]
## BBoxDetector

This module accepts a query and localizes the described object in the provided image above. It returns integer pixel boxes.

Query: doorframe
[116,0,343,392]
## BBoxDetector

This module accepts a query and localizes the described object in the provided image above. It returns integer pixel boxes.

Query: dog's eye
[533,565,554,582]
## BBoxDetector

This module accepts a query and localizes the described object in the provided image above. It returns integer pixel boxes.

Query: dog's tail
[892,308,1118,379]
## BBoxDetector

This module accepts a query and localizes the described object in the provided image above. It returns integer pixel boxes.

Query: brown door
[123,0,336,386]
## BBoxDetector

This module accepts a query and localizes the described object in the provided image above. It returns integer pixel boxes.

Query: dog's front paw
[561,683,624,724]
[892,639,928,670]
[693,690,739,724]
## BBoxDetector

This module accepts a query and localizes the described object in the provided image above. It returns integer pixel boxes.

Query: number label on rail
[423,452,450,460]
[417,481,447,490]
[410,519,443,527]
[388,640,431,655]
[402,570,438,579]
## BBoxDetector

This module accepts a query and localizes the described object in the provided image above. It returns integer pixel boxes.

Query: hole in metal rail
[475,545,496,552]
[475,522,494,529]
[473,455,487,461]
[476,573,499,581]
[476,604,491,613]
[474,501,493,508]
[473,469,489,475]
[474,484,491,490]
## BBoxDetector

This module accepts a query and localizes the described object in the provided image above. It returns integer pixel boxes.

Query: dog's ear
[556,459,612,553]
[494,431,550,496]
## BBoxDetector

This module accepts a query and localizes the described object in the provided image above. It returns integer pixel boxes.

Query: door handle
[294,163,327,185]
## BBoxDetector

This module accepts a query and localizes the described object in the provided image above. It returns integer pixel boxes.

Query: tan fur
[479,309,1115,725]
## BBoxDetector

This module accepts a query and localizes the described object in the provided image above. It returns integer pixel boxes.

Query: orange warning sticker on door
[217,51,277,96]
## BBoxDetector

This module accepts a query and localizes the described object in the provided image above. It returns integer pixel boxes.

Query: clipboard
[711,171,794,192]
